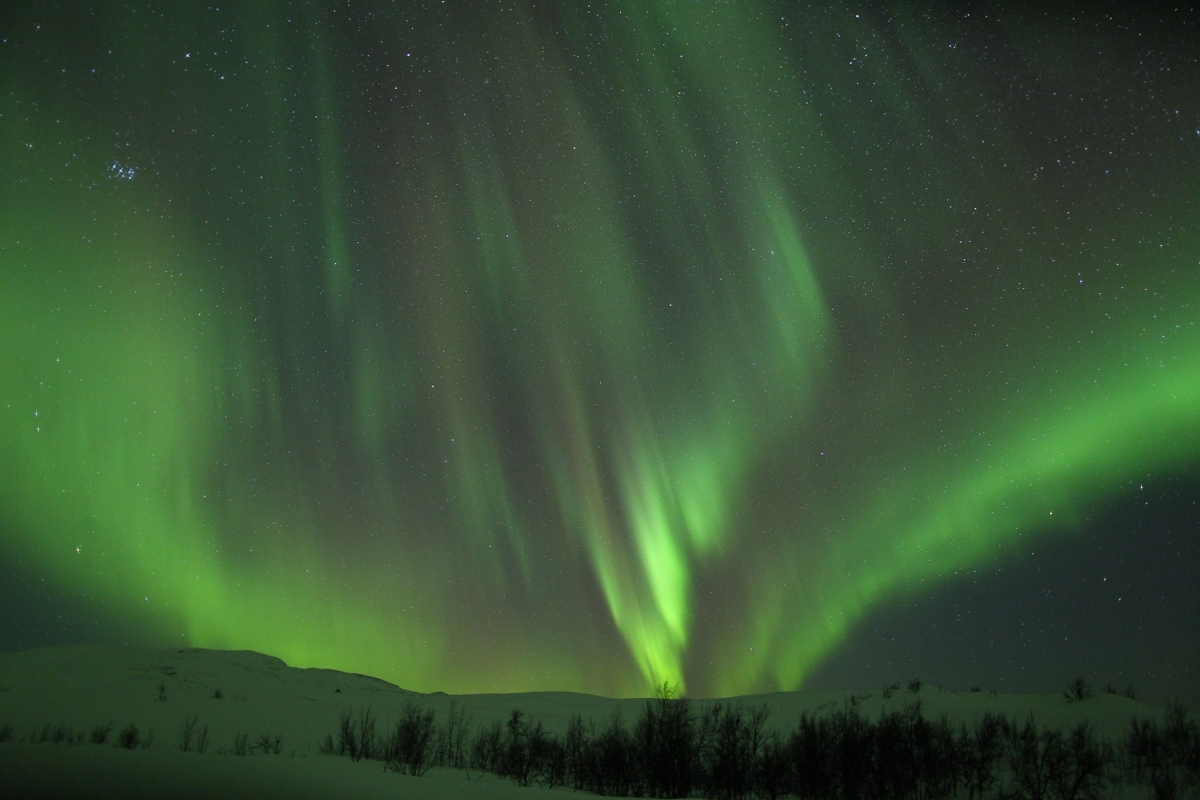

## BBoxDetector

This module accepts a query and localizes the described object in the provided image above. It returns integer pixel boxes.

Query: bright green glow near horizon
[1,1,1197,696]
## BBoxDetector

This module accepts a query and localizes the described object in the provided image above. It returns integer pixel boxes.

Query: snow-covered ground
[0,645,1177,798]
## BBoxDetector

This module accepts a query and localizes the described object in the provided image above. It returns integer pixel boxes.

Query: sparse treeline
[0,717,281,757]
[321,686,1200,800]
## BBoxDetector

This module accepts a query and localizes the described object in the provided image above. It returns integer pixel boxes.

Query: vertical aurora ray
[1,1,1197,696]
[518,2,835,687]
[308,9,353,326]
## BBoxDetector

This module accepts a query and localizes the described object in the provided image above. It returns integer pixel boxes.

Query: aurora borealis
[1,2,1198,702]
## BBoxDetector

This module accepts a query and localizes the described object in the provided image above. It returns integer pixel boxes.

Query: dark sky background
[1,1,1197,707]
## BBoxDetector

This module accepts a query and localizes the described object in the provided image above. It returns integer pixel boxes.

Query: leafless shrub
[1047,722,1105,800]
[356,707,378,761]
[255,733,282,755]
[564,714,588,791]
[179,715,199,752]
[787,711,834,799]
[337,709,357,758]
[635,681,696,797]
[436,700,472,768]
[502,709,533,787]
[962,712,1006,800]
[698,702,771,800]
[530,723,566,790]
[385,703,436,776]
[1064,677,1093,703]
[1005,715,1060,800]
[592,709,637,797]
[118,723,140,750]
[90,721,114,745]
[470,719,504,774]
[39,722,71,744]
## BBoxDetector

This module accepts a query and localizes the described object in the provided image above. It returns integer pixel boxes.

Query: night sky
[1,2,1198,705]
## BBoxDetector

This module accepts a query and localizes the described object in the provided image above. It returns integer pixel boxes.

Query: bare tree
[636,681,696,798]
[1063,678,1093,703]
[386,702,436,776]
